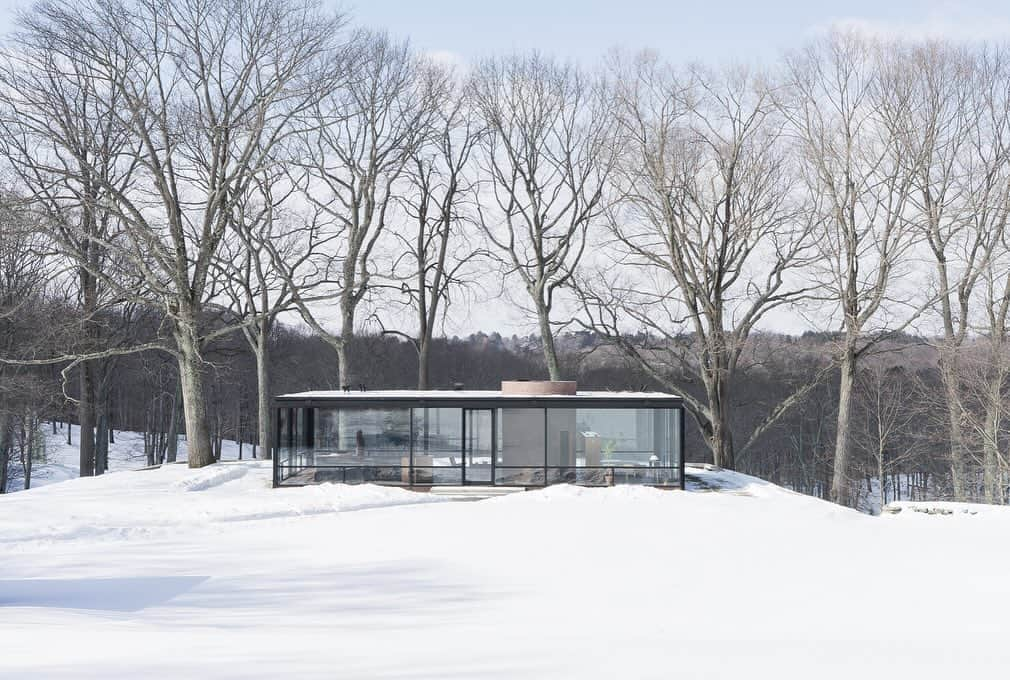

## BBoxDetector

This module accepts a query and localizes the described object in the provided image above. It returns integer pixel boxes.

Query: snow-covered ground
[7,423,250,492]
[3,463,1010,678]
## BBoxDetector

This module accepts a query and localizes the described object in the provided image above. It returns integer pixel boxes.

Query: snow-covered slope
[7,424,250,492]
[2,464,1009,679]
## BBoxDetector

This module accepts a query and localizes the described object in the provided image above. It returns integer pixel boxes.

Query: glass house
[273,382,685,489]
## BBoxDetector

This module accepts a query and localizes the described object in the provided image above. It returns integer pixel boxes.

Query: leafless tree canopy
[0,0,347,468]
[576,53,815,470]
[472,53,616,380]
[3,9,1010,509]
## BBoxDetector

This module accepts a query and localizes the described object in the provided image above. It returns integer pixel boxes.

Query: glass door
[463,409,494,484]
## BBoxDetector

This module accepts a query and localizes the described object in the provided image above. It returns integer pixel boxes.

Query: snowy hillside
[6,424,250,493]
[3,464,1010,679]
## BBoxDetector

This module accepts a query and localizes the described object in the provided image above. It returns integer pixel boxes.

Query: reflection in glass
[412,408,463,484]
[547,408,678,483]
[309,408,411,483]
[276,402,683,488]
[465,409,493,483]
[277,407,290,463]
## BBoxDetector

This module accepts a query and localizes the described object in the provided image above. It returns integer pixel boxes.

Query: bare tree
[0,199,63,492]
[0,0,345,467]
[471,53,615,380]
[385,64,486,389]
[958,48,1010,504]
[852,363,922,513]
[0,9,138,477]
[781,31,925,505]
[217,171,299,459]
[970,238,1010,502]
[578,54,816,470]
[284,31,433,388]
[892,43,1010,500]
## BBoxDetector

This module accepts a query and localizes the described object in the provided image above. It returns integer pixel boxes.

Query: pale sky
[3,1,1006,59]
[0,0,1005,336]
[348,0,1010,65]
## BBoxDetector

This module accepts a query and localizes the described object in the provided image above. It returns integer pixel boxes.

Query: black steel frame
[271,393,686,490]
[273,464,681,486]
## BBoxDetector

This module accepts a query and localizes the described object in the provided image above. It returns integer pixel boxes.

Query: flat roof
[275,389,682,404]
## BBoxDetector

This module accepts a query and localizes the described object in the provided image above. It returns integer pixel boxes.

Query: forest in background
[0,310,985,514]
[2,0,1010,510]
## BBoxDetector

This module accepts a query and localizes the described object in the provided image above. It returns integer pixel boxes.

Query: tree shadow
[0,576,209,612]
[193,560,512,625]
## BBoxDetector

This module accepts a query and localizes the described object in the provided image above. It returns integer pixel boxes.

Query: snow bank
[2,461,448,548]
[3,462,1010,679]
[172,463,249,491]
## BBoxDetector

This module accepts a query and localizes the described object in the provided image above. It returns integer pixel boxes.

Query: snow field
[1,462,1009,678]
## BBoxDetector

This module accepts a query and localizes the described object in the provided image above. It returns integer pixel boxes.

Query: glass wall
[412,408,463,485]
[315,407,411,482]
[276,402,683,487]
[277,406,290,474]
[276,407,315,483]
[546,408,680,485]
[496,408,546,485]
[277,407,411,484]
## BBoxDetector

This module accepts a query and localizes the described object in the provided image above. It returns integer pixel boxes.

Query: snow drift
[2,461,1009,679]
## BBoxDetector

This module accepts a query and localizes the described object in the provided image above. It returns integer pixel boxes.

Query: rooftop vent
[500,380,577,396]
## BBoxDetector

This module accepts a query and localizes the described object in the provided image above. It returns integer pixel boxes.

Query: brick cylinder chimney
[500,380,577,396]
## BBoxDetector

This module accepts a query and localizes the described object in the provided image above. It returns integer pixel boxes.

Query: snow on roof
[276,389,681,400]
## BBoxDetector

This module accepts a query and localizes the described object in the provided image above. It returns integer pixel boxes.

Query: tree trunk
[166,382,181,463]
[107,397,115,444]
[0,412,9,493]
[878,444,886,514]
[23,418,33,491]
[235,393,242,460]
[256,327,272,460]
[144,419,153,466]
[0,444,7,494]
[336,343,352,389]
[983,377,1001,503]
[79,360,95,477]
[95,412,109,475]
[337,304,356,388]
[938,348,968,501]
[831,346,858,507]
[78,268,98,477]
[158,429,167,464]
[417,336,430,391]
[175,321,215,468]
[537,306,561,380]
[705,379,735,470]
